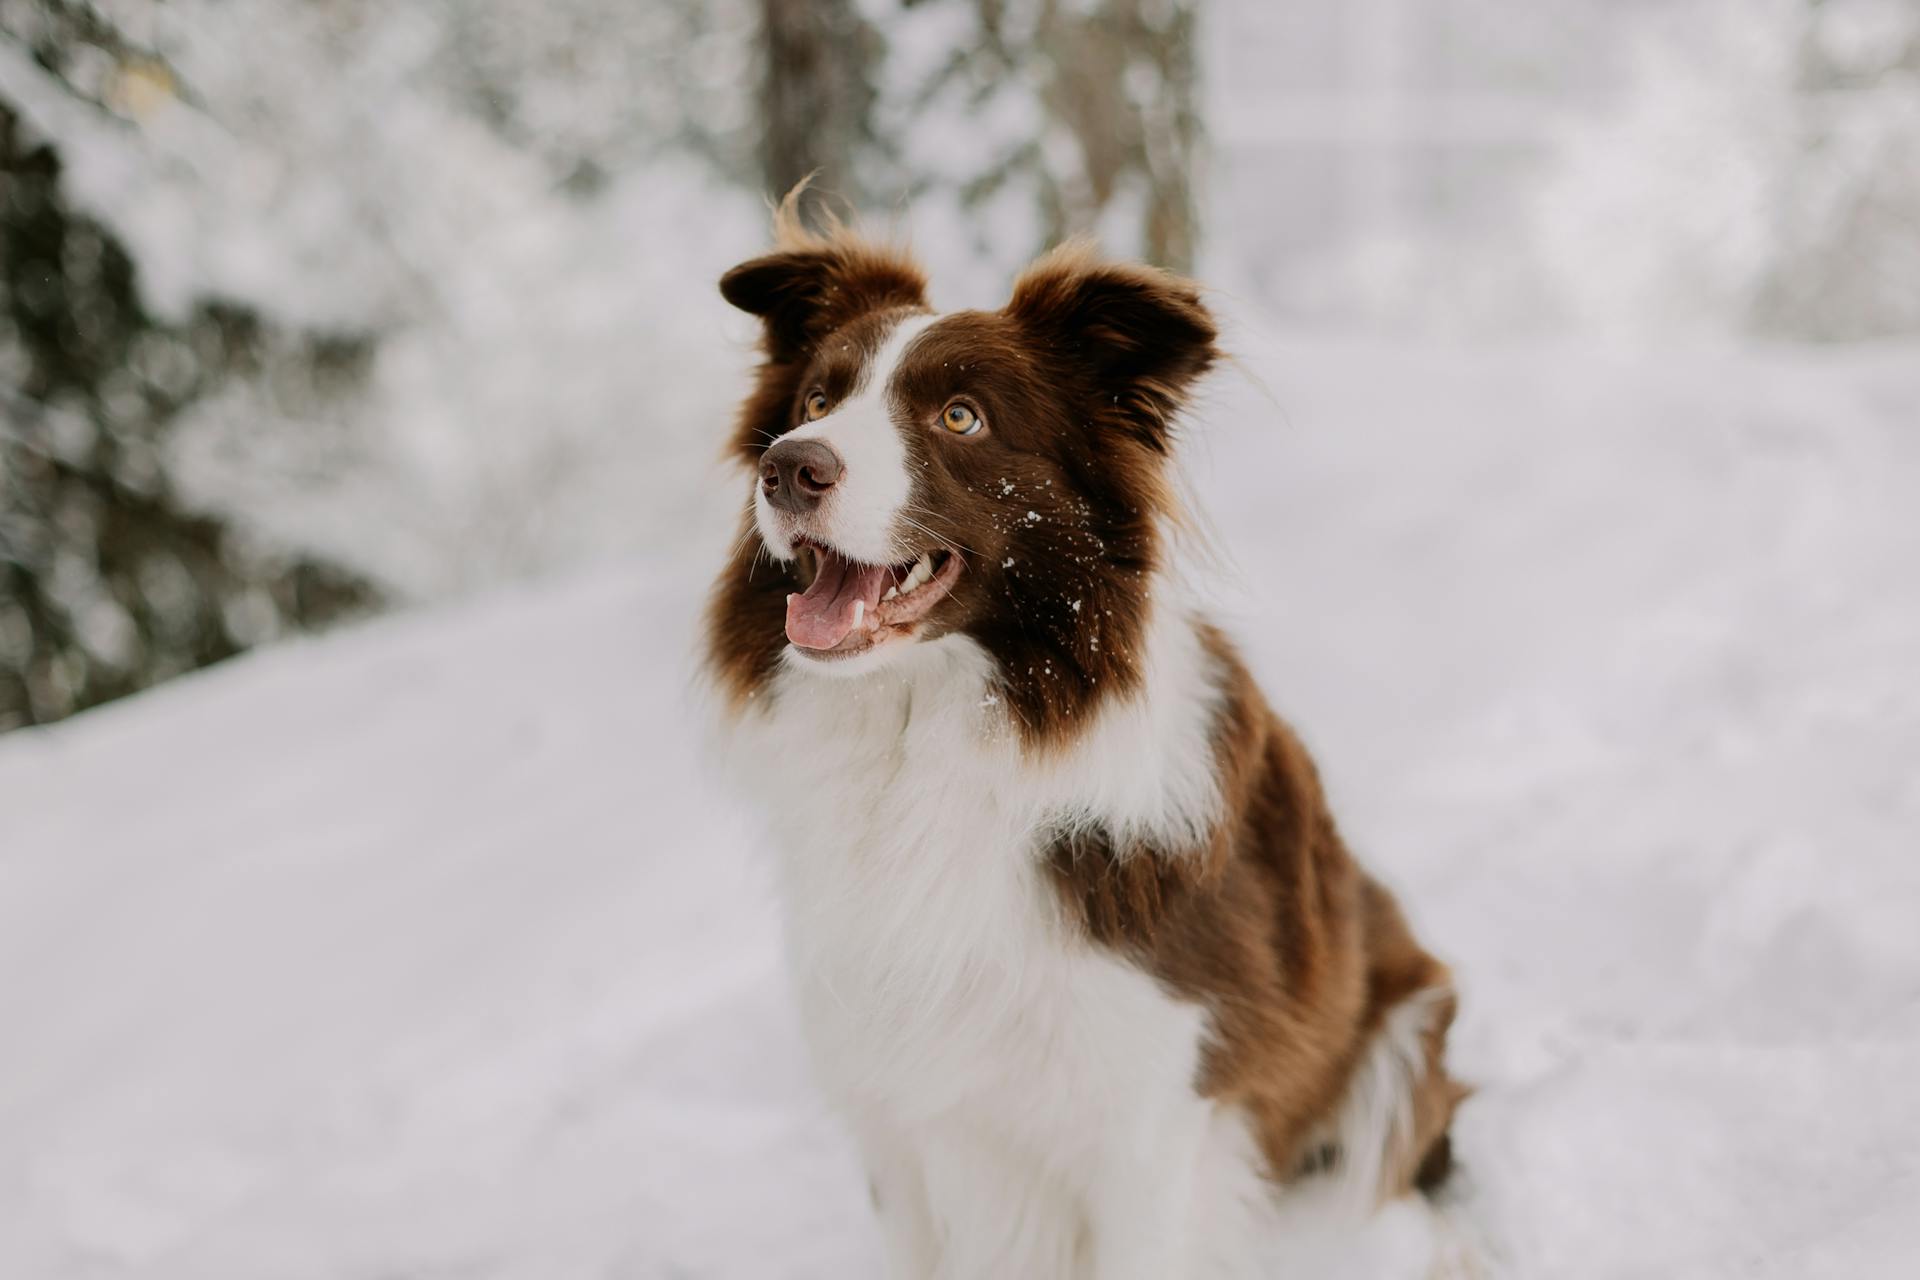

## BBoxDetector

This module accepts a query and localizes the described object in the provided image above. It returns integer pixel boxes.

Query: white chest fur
[731,619,1222,1075]
[719,615,1279,1278]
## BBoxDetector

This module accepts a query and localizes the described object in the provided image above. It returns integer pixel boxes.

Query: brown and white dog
[704,203,1464,1279]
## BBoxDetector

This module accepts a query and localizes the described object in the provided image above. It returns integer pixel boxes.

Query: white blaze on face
[755,314,937,565]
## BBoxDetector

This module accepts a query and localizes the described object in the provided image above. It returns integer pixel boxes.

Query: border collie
[704,201,1465,1278]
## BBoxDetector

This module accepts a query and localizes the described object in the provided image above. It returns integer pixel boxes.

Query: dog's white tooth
[882,586,899,601]
[852,600,864,628]
[916,553,933,576]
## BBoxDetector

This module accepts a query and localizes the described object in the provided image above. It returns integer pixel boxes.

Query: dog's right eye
[940,402,983,436]
[804,391,830,421]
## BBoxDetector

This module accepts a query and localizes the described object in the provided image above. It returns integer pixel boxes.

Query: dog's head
[707,212,1217,746]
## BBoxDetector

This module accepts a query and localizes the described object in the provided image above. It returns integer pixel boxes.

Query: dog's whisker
[895,510,978,559]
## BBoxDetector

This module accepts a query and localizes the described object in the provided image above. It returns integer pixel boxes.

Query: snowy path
[4,336,1917,1278]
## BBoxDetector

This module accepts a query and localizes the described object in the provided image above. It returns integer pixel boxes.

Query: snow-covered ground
[3,328,1918,1278]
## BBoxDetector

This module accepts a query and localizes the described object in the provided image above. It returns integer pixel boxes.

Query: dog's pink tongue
[786,552,889,649]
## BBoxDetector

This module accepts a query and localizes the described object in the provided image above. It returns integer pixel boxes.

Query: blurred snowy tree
[432,0,761,190]
[1753,0,1920,338]
[1537,0,1920,340]
[0,0,768,730]
[753,0,1202,276]
[0,98,376,730]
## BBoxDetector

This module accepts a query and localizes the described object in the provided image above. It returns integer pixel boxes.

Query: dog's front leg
[855,1121,941,1279]
[1081,1098,1209,1280]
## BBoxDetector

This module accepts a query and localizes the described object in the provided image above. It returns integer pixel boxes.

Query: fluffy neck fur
[720,567,1224,855]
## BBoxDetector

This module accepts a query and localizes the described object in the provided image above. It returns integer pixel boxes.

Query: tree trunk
[1037,0,1203,272]
[757,0,883,216]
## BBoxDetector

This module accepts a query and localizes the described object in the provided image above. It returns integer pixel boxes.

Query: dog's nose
[760,438,844,515]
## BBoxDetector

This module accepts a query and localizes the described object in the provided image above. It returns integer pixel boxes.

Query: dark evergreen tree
[1,97,376,731]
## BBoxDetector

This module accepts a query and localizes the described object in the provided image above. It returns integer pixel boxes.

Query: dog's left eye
[804,391,830,421]
[940,402,982,436]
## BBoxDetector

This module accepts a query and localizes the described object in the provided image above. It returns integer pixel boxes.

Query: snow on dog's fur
[704,196,1465,1278]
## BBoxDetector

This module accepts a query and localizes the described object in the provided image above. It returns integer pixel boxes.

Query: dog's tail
[1316,982,1468,1207]
[1308,871,1471,1208]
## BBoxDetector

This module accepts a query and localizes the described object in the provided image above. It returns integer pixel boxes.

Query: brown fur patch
[704,509,794,714]
[1046,625,1464,1200]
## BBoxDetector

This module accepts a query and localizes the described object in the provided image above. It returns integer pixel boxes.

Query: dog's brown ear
[720,241,927,362]
[1004,243,1217,452]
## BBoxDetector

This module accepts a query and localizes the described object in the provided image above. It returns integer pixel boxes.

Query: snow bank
[4,332,1918,1277]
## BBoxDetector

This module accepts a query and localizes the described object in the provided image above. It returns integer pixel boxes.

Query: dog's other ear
[1004,242,1217,452]
[719,198,927,361]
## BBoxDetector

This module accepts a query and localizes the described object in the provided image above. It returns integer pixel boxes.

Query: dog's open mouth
[785,540,963,657]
